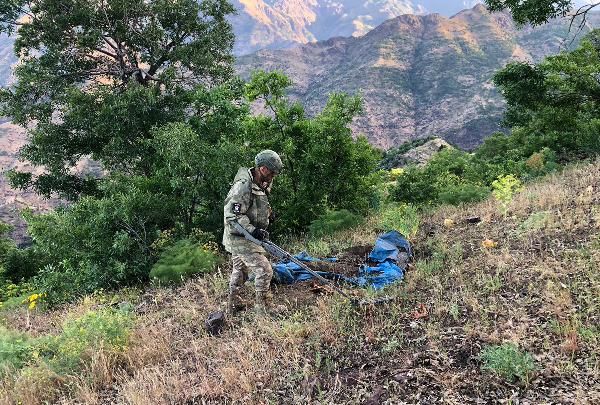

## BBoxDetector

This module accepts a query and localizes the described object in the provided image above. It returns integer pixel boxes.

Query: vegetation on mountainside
[1,160,598,403]
[0,1,599,402]
[0,2,378,303]
[391,29,600,207]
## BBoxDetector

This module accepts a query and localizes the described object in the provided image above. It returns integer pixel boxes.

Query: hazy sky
[418,1,595,17]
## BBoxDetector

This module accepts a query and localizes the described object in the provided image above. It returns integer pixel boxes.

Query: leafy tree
[148,80,249,233]
[243,71,381,233]
[0,0,235,199]
[484,0,597,26]
[492,30,600,159]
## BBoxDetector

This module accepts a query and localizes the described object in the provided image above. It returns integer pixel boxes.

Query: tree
[243,71,381,232]
[484,0,599,26]
[0,0,235,199]
[492,29,600,158]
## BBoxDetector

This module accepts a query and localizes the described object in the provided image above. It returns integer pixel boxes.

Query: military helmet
[255,150,283,174]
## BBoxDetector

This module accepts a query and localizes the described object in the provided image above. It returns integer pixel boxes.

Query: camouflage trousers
[230,253,273,293]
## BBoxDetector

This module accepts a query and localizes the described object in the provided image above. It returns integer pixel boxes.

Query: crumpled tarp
[272,230,411,290]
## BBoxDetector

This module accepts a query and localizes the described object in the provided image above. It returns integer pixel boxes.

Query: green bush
[392,166,438,205]
[308,209,363,237]
[438,183,489,205]
[150,239,222,284]
[32,261,110,306]
[0,326,33,373]
[378,204,420,238]
[43,308,133,372]
[24,176,180,299]
[479,343,536,384]
[2,247,45,282]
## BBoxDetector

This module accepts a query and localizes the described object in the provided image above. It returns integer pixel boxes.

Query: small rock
[204,310,225,336]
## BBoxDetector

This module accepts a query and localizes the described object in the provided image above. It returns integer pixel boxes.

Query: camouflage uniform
[223,167,274,305]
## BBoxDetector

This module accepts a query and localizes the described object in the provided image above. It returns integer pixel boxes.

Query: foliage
[492,174,524,216]
[26,177,176,280]
[484,0,582,26]
[243,71,382,233]
[308,210,363,238]
[0,0,235,199]
[438,183,490,206]
[492,31,600,160]
[378,204,420,239]
[0,326,33,373]
[2,247,46,283]
[147,84,249,233]
[43,308,133,372]
[479,343,536,384]
[149,239,222,284]
[0,222,15,262]
[0,307,132,377]
[379,136,435,169]
[392,148,491,206]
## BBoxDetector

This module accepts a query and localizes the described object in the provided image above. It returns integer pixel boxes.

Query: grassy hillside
[1,160,598,403]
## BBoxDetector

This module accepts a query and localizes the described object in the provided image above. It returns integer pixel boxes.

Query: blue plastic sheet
[273,230,411,290]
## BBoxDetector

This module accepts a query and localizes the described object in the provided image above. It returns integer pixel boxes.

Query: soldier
[223,150,283,316]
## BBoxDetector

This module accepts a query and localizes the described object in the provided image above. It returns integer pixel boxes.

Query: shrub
[479,343,536,384]
[378,204,420,238]
[44,308,133,372]
[33,261,112,306]
[308,209,363,237]
[2,247,45,282]
[392,166,438,205]
[0,326,33,373]
[437,183,489,205]
[149,239,223,284]
[492,174,524,216]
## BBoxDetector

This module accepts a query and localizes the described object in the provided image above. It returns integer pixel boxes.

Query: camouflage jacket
[222,168,272,254]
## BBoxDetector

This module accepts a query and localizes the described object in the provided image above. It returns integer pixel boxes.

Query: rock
[204,311,226,336]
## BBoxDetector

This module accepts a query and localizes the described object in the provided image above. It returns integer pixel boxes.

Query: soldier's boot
[255,291,286,318]
[226,288,244,315]
[254,291,274,318]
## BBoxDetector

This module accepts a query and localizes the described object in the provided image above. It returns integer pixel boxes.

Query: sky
[418,1,595,17]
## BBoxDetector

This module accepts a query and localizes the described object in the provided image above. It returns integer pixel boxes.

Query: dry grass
[1,160,599,403]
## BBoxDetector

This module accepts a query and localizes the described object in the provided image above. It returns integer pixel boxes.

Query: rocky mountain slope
[236,5,600,149]
[0,123,61,243]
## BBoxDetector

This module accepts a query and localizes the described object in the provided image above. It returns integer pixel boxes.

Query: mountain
[230,0,427,55]
[236,5,600,149]
[230,1,600,55]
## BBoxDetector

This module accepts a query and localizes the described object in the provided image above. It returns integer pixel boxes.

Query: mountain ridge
[236,5,600,149]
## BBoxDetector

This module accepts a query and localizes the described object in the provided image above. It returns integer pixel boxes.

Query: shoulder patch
[232,203,242,214]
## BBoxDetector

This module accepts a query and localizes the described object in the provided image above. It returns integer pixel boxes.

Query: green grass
[479,343,536,384]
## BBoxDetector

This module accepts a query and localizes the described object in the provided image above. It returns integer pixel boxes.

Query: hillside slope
[2,159,598,403]
[237,5,600,149]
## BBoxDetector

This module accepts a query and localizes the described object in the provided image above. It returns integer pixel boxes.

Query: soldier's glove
[251,228,269,240]
[268,210,276,224]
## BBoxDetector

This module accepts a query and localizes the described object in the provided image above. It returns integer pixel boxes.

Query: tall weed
[378,204,420,238]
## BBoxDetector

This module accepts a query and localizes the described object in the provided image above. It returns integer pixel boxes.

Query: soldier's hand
[268,210,276,224]
[251,228,269,240]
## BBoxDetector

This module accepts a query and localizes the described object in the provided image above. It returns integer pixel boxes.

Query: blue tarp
[273,230,411,290]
